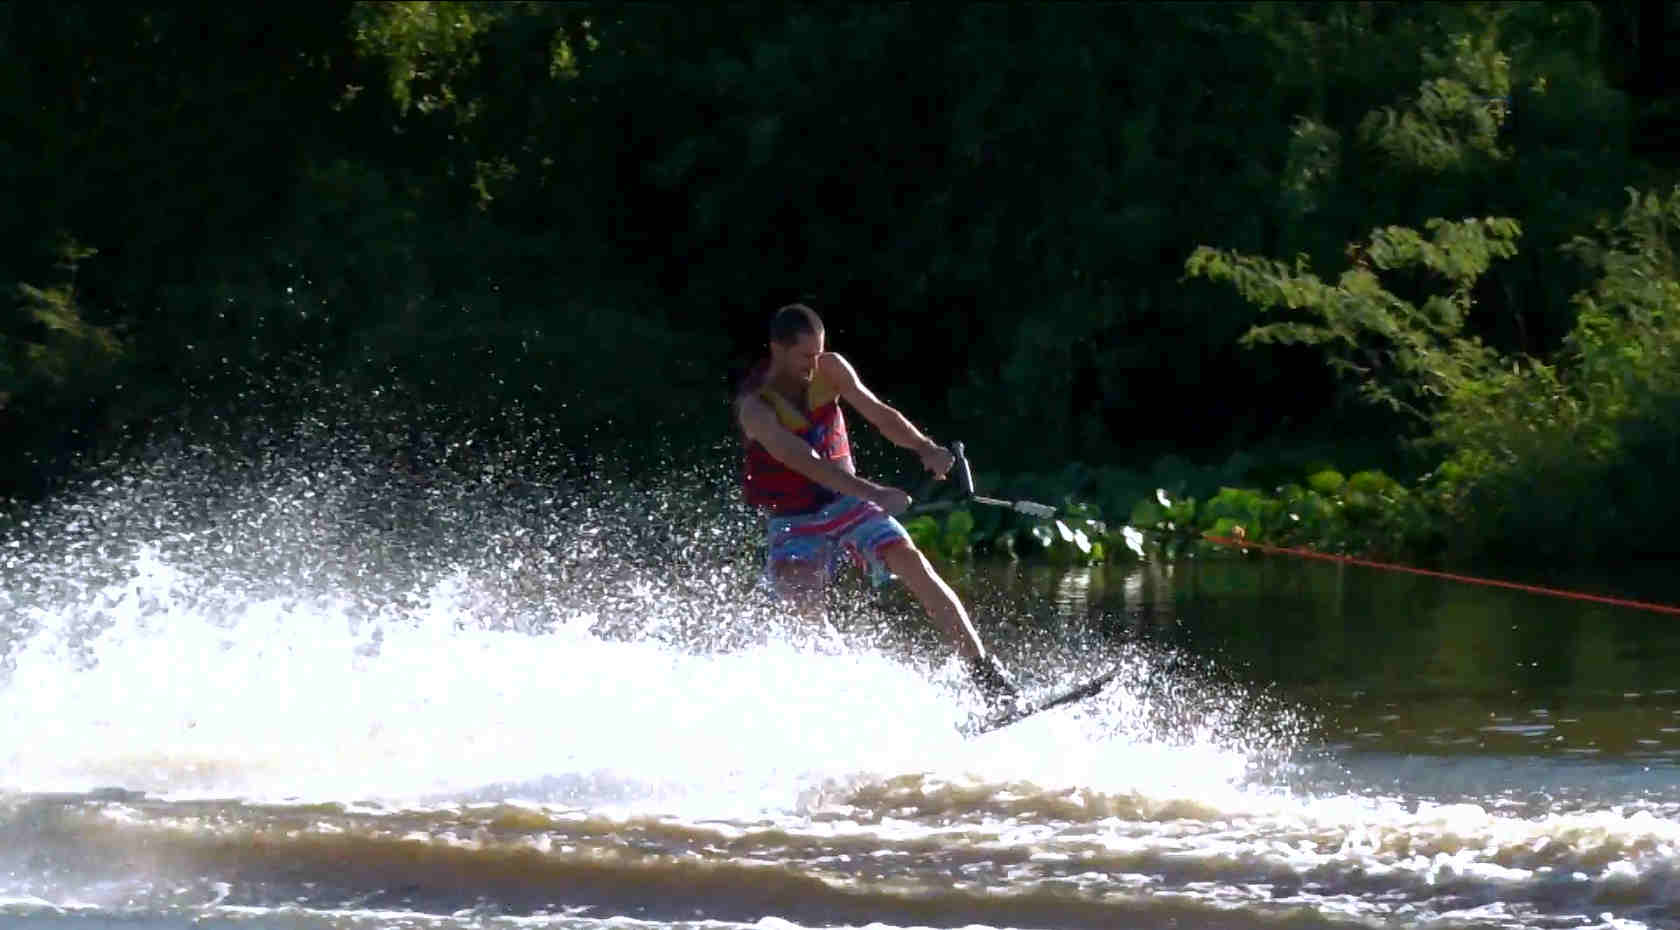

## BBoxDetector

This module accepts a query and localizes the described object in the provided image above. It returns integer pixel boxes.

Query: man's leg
[766,506,841,624]
[879,541,1019,706]
[838,499,1020,705]
[770,556,827,623]
[879,541,985,661]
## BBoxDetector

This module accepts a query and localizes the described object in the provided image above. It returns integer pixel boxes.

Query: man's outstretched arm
[738,394,906,511]
[820,353,954,477]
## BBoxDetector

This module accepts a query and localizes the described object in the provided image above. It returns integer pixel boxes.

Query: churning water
[2,414,1677,929]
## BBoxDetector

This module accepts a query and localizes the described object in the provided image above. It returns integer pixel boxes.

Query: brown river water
[2,460,1678,930]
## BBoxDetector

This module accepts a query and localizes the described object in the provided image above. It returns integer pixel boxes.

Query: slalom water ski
[969,661,1126,734]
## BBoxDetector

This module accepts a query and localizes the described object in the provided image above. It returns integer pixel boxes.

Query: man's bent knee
[772,558,824,592]
[768,553,822,593]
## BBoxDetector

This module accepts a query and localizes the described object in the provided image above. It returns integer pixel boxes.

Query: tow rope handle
[949,440,977,496]
[944,442,1058,519]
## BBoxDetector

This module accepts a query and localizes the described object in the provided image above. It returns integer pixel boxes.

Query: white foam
[1,545,982,808]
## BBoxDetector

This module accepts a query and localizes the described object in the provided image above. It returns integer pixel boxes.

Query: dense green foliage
[1188,186,1680,565]
[5,2,1680,566]
[900,461,1431,568]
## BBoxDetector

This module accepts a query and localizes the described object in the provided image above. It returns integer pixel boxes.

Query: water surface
[3,456,1677,930]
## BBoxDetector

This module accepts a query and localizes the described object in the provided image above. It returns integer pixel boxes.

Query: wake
[0,411,1295,812]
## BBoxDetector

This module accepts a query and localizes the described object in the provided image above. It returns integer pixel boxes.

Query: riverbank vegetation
[911,181,1680,570]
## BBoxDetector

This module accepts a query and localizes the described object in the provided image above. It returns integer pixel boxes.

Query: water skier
[734,303,1020,708]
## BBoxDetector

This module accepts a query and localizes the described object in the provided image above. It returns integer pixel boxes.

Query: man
[735,303,1019,708]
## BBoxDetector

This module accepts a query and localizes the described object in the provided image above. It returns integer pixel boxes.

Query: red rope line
[1201,533,1680,616]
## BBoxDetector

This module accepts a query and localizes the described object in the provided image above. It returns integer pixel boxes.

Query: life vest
[740,365,853,515]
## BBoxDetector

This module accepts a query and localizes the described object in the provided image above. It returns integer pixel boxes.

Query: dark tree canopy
[4,2,1678,564]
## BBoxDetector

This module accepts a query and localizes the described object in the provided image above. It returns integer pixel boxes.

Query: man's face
[771,330,824,382]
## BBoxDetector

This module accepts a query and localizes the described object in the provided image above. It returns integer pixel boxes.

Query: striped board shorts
[764,495,911,590]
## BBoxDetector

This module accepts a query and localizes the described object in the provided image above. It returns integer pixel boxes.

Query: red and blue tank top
[739,363,853,515]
